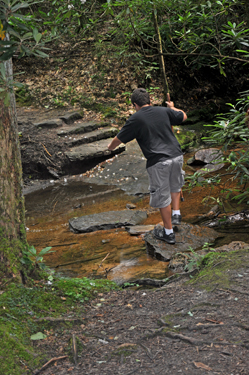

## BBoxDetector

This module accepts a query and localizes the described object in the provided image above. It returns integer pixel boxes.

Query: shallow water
[25,160,249,284]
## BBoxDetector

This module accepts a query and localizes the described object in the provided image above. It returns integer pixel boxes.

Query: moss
[112,344,138,357]
[0,276,119,373]
[54,277,119,302]
[189,248,249,291]
[175,128,197,150]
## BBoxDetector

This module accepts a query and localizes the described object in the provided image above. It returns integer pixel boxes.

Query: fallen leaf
[31,332,47,340]
[193,362,212,371]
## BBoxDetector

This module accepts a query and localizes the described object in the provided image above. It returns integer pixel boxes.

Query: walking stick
[166,93,184,202]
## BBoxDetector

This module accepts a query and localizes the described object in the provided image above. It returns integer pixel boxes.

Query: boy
[108,88,187,244]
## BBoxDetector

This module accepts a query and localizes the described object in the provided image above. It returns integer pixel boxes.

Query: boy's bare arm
[108,136,122,151]
[166,100,187,122]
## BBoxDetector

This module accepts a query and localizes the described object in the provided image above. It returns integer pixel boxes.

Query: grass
[0,277,119,374]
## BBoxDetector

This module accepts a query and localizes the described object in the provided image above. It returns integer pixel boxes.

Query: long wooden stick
[153,3,169,103]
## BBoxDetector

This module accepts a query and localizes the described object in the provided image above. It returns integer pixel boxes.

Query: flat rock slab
[57,121,109,136]
[34,118,63,129]
[65,138,125,162]
[66,127,119,147]
[144,223,222,261]
[69,210,148,233]
[126,225,155,235]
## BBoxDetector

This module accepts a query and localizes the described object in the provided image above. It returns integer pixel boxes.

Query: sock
[172,210,180,216]
[164,228,174,235]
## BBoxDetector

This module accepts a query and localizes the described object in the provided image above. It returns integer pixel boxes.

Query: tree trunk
[0,58,27,282]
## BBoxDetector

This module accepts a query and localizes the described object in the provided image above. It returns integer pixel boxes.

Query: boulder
[187,148,225,173]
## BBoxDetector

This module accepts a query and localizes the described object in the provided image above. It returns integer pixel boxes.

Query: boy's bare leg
[171,191,181,210]
[159,205,172,229]
[159,192,181,228]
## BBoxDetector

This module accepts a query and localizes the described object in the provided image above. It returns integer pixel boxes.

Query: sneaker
[153,227,176,244]
[172,214,182,225]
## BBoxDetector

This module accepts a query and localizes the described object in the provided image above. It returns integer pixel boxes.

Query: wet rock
[195,148,223,164]
[187,148,225,173]
[144,223,221,261]
[102,239,110,244]
[69,210,147,233]
[48,169,60,179]
[207,210,249,229]
[208,241,249,253]
[65,139,125,162]
[83,141,149,195]
[126,203,136,209]
[126,225,155,235]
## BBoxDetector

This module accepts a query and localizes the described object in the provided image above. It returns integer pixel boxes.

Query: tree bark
[0,57,27,281]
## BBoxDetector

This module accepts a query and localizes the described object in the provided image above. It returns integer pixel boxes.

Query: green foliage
[99,0,249,74]
[0,0,49,61]
[187,90,249,205]
[15,84,32,105]
[54,277,118,302]
[184,247,203,272]
[20,245,55,270]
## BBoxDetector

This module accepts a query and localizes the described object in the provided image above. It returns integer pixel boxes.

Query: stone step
[57,121,109,136]
[66,127,119,147]
[65,138,125,162]
[33,112,83,129]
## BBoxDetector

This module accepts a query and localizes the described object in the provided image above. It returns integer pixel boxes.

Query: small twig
[138,343,153,360]
[72,334,77,365]
[52,201,58,214]
[218,287,249,296]
[42,150,57,167]
[33,356,68,375]
[98,253,110,270]
[41,143,52,157]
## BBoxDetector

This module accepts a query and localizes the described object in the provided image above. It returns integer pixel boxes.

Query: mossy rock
[174,128,197,151]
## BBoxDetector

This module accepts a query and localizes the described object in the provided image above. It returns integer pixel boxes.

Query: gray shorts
[147,155,185,208]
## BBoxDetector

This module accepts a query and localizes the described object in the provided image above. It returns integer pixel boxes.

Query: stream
[24,152,249,285]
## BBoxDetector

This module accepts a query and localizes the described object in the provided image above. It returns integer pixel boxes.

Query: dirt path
[32,248,249,375]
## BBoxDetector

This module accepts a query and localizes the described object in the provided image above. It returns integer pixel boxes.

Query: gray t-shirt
[117,106,184,168]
